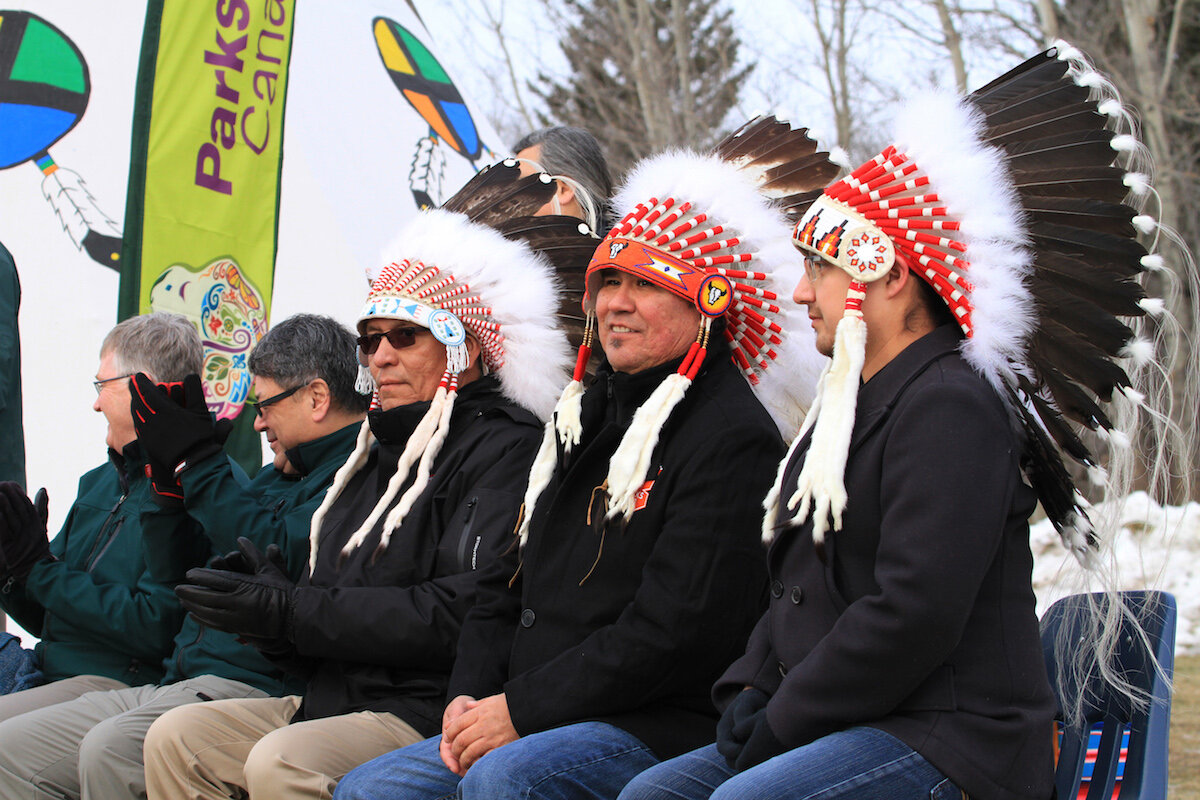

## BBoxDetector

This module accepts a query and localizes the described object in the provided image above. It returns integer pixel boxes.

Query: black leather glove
[716,687,775,769]
[0,484,51,587]
[130,374,230,498]
[175,537,296,641]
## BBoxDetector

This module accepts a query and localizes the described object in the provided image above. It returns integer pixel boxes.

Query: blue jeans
[616,727,964,800]
[334,722,659,800]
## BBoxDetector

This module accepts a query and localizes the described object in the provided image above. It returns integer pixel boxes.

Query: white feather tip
[1140,254,1165,271]
[1110,134,1139,152]
[1118,384,1146,405]
[1138,297,1165,316]
[1120,337,1154,366]
[1132,215,1157,234]
[1123,172,1150,195]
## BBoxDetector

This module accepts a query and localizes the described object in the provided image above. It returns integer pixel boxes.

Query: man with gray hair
[0,313,367,800]
[0,312,204,719]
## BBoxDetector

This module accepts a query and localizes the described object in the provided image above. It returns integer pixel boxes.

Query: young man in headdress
[141,162,591,800]
[333,120,834,800]
[617,44,1187,800]
[0,314,368,800]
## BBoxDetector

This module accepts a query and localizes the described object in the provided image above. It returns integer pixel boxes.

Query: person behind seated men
[616,45,1193,800]
[0,312,202,720]
[514,125,613,233]
[0,313,367,800]
[143,162,593,800]
[333,119,833,800]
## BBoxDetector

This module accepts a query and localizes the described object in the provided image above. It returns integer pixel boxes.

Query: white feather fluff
[784,314,867,545]
[892,92,1035,393]
[374,210,572,420]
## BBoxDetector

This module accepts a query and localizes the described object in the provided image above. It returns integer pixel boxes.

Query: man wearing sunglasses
[0,313,203,721]
[140,168,587,800]
[0,314,370,800]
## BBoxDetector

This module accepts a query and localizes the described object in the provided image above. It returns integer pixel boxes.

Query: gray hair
[248,314,369,413]
[513,126,613,233]
[102,312,203,381]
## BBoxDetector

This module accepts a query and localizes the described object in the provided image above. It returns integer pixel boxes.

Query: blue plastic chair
[1040,590,1176,800]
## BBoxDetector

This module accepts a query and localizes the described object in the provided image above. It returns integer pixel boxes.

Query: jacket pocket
[897,664,957,712]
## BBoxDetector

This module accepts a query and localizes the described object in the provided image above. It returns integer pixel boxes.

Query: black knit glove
[0,484,51,588]
[130,374,230,502]
[175,537,296,641]
[717,687,785,770]
[732,710,786,771]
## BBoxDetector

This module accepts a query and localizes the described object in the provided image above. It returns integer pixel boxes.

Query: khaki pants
[0,673,127,723]
[0,674,264,800]
[144,696,424,800]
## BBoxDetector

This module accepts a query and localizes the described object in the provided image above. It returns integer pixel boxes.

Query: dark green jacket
[153,422,360,694]
[0,240,24,486]
[0,443,191,685]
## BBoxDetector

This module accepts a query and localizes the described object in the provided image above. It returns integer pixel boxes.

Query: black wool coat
[449,341,782,759]
[286,377,543,736]
[716,325,1056,800]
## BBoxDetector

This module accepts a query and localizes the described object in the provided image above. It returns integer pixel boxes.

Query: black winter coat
[449,341,781,759]
[285,377,543,736]
[716,325,1056,800]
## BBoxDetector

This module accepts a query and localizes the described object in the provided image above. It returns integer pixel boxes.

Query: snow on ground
[1030,492,1200,654]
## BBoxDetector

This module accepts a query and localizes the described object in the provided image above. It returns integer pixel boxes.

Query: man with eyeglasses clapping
[0,313,204,720]
[0,313,368,800]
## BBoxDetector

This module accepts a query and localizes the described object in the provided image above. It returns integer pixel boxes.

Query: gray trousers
[0,674,128,723]
[0,674,266,800]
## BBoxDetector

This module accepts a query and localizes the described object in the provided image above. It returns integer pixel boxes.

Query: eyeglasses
[803,254,831,284]
[250,382,310,417]
[93,374,133,395]
[357,326,424,355]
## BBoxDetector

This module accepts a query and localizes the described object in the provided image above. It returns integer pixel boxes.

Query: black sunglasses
[357,326,424,355]
[250,382,309,417]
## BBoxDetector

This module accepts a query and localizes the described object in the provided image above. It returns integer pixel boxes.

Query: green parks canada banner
[119,0,295,435]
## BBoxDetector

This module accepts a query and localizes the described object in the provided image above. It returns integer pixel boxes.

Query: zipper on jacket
[456,497,480,572]
[83,493,128,570]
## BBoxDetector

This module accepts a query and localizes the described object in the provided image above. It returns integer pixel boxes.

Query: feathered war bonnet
[515,117,839,547]
[769,43,1170,563]
[308,160,598,571]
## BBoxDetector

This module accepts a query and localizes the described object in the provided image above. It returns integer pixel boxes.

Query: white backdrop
[0,1,502,642]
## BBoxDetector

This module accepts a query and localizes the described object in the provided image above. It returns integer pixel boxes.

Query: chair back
[1040,590,1176,800]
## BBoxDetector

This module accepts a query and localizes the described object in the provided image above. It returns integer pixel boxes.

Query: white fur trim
[517,419,560,548]
[761,378,824,545]
[355,364,375,395]
[309,419,375,573]
[553,379,585,451]
[338,388,445,561]
[605,372,692,523]
[378,388,457,552]
[783,314,867,544]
